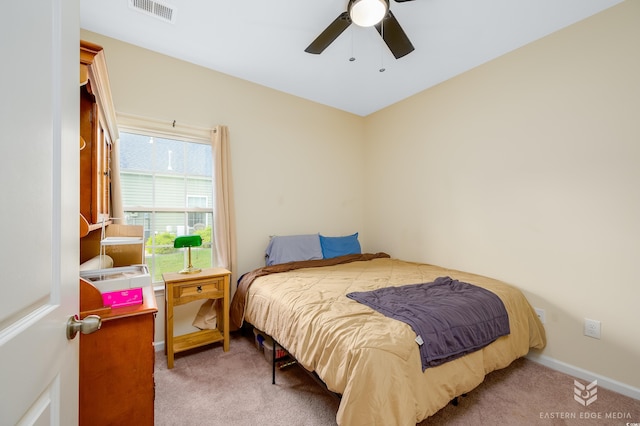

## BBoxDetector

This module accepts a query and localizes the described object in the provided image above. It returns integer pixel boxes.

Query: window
[119,131,213,283]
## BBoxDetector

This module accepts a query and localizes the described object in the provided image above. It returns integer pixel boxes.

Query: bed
[230,236,546,426]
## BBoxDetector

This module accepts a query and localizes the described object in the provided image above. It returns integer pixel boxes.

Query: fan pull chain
[379,20,386,72]
[349,26,356,62]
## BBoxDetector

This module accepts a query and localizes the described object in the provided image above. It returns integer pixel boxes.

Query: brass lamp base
[178,247,201,274]
[179,266,202,274]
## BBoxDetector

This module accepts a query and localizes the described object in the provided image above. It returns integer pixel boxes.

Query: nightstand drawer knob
[197,285,202,293]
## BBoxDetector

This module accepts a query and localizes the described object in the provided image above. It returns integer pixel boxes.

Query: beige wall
[81,30,367,277]
[81,29,367,340]
[82,0,639,393]
[364,1,639,390]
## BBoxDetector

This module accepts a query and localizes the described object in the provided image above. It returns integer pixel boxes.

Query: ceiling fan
[305,0,416,59]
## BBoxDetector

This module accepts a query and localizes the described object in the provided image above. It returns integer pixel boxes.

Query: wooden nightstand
[163,267,231,368]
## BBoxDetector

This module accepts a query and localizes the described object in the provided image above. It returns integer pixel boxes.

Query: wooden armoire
[78,40,157,426]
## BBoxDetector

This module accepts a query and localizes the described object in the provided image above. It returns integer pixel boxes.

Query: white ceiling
[80,0,622,116]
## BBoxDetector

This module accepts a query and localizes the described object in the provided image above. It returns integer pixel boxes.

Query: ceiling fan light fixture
[349,0,388,27]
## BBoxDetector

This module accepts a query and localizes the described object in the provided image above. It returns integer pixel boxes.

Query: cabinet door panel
[93,107,111,223]
[79,313,155,426]
[79,85,95,223]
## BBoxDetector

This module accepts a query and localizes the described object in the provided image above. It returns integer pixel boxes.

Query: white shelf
[101,236,144,246]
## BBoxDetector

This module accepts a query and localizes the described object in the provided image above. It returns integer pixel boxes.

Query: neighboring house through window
[119,131,213,283]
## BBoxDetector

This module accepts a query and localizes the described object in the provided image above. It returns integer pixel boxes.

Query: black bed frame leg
[272,338,276,384]
[451,393,468,407]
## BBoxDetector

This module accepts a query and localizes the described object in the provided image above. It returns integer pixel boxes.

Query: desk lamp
[174,235,202,274]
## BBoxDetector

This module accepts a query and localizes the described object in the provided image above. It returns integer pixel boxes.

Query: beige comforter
[239,257,546,426]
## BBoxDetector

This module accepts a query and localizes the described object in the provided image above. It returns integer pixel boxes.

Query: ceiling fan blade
[305,12,352,54]
[375,10,415,59]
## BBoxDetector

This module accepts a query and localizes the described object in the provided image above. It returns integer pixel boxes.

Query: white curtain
[211,125,237,284]
[110,138,124,224]
[193,125,238,330]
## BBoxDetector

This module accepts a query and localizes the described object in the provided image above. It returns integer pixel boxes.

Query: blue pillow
[319,233,361,259]
[265,234,323,266]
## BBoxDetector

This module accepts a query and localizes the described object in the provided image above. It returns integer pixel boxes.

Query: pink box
[102,288,143,308]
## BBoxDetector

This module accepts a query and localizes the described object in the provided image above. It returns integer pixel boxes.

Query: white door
[0,1,80,424]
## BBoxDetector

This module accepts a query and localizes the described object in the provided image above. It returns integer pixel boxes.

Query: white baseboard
[526,352,640,401]
[154,341,165,352]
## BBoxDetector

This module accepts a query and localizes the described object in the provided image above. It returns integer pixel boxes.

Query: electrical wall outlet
[534,308,545,324]
[584,318,601,339]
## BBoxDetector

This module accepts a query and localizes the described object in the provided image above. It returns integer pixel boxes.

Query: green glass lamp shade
[174,235,202,249]
[174,235,202,274]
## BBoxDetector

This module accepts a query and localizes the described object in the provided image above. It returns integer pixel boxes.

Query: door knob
[66,315,102,340]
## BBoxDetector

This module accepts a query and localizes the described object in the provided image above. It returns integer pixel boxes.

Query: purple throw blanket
[347,276,510,371]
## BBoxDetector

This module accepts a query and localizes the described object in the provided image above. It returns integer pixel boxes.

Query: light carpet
[154,331,640,425]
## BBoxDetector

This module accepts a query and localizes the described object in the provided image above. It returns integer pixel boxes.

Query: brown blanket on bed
[229,252,390,329]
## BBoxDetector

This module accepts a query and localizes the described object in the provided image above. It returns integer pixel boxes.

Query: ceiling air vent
[129,0,176,24]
